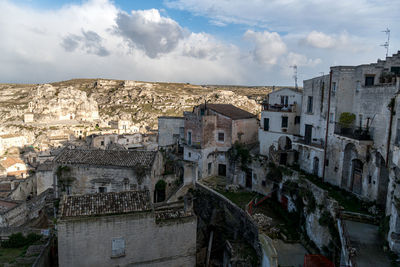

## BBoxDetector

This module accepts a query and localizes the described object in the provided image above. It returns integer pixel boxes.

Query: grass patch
[0,247,27,265]
[217,190,259,210]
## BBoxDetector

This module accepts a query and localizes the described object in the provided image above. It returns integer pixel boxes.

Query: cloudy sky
[1,0,399,85]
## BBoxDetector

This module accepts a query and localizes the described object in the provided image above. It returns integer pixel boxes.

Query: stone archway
[278,136,292,150]
[154,180,166,203]
[341,143,358,189]
[376,153,389,208]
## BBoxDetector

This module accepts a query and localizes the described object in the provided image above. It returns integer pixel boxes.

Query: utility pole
[290,65,298,89]
[381,28,390,57]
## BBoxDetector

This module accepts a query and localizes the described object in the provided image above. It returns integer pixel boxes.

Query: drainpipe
[322,70,333,182]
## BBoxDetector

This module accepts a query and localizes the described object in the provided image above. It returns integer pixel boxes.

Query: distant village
[0,51,399,266]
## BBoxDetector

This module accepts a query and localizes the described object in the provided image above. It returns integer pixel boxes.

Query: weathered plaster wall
[58,213,197,267]
[158,117,184,147]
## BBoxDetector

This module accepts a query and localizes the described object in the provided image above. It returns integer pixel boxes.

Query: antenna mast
[381,28,390,57]
[290,65,298,89]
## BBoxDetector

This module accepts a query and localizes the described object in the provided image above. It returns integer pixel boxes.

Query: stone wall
[58,212,197,267]
[158,117,184,147]
[194,182,262,265]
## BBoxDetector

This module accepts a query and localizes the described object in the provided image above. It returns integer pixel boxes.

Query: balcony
[262,103,296,112]
[293,136,324,149]
[334,123,373,141]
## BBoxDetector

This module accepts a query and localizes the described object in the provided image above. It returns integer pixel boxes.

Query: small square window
[98,187,107,193]
[218,132,225,142]
[365,75,374,86]
[111,238,125,258]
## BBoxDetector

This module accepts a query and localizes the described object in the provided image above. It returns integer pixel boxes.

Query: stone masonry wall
[194,182,262,263]
[58,212,197,267]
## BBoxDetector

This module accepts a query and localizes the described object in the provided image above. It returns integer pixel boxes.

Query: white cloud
[304,31,336,49]
[115,9,184,58]
[243,30,287,65]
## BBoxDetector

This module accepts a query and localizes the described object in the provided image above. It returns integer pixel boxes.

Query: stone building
[109,119,139,134]
[58,190,196,267]
[158,116,184,148]
[90,133,143,150]
[45,148,165,202]
[270,51,400,255]
[294,74,330,177]
[0,157,28,178]
[183,104,258,180]
[259,88,302,166]
[0,134,28,156]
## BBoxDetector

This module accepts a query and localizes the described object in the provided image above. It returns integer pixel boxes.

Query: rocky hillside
[0,78,282,140]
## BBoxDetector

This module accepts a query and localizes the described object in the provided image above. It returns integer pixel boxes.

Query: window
[391,66,400,74]
[218,132,225,142]
[98,187,107,193]
[263,118,270,131]
[208,162,212,175]
[200,109,205,116]
[359,114,363,128]
[188,152,191,158]
[307,96,313,113]
[281,117,288,128]
[365,75,374,86]
[187,131,192,145]
[332,82,336,94]
[111,238,125,258]
[294,116,300,124]
[280,95,288,106]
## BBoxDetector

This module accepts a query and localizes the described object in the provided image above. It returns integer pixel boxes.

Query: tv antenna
[381,28,390,57]
[290,65,298,89]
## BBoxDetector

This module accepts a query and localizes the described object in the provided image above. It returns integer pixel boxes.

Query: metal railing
[334,123,373,141]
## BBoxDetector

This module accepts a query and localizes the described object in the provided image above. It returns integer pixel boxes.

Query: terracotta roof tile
[0,157,25,169]
[60,190,152,218]
[54,148,156,168]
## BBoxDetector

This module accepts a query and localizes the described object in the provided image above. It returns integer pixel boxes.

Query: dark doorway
[305,124,312,145]
[154,180,166,203]
[245,170,252,189]
[351,159,363,195]
[279,153,287,165]
[377,153,389,208]
[218,164,226,176]
[313,157,319,176]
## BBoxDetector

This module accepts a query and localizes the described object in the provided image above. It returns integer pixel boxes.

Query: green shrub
[2,232,41,248]
[339,112,356,127]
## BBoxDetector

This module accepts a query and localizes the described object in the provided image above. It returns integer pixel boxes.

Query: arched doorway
[154,180,166,203]
[376,153,389,208]
[278,136,292,150]
[351,159,363,195]
[313,157,319,176]
[341,143,358,189]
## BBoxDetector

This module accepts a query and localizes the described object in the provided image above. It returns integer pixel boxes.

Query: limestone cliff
[0,79,279,143]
